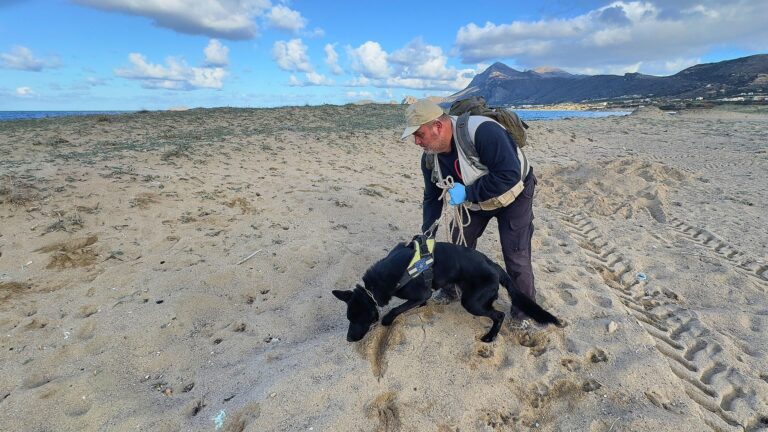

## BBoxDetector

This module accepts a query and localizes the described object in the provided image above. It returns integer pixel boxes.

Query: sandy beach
[1,104,767,431]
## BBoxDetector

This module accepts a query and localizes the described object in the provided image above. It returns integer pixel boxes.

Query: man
[401,99,538,321]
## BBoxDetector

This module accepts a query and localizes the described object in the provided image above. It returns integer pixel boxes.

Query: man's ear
[332,290,353,302]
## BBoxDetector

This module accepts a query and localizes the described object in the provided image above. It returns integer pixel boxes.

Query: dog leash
[424,175,471,247]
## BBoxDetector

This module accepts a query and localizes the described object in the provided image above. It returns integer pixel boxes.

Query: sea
[0,111,132,121]
[0,109,632,122]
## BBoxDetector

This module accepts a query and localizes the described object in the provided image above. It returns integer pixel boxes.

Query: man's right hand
[448,183,466,206]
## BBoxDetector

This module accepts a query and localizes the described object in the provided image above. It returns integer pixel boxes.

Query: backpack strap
[455,112,479,161]
[461,119,531,211]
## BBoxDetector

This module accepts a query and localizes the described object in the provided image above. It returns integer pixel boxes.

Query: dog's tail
[488,258,563,327]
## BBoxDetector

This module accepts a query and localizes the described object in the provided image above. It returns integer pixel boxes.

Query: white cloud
[1,46,59,71]
[345,91,373,99]
[16,86,34,96]
[189,67,228,88]
[288,71,334,87]
[454,1,768,75]
[115,52,226,90]
[662,57,701,74]
[569,62,642,76]
[348,41,391,79]
[324,44,342,75]
[344,76,370,87]
[267,5,307,32]
[204,39,229,66]
[272,39,312,72]
[389,38,457,80]
[304,27,325,39]
[344,38,483,91]
[74,0,271,39]
[306,71,333,86]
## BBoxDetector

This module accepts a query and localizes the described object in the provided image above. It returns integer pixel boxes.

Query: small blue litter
[213,410,226,430]
[636,272,647,281]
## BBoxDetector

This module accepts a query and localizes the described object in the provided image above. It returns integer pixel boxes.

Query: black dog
[333,240,562,343]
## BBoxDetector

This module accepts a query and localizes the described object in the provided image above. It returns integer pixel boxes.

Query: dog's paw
[480,333,496,343]
[381,315,395,326]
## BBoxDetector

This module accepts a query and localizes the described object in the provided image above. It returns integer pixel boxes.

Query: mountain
[445,55,768,105]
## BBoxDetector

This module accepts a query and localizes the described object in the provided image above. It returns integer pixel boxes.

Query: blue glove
[448,183,466,206]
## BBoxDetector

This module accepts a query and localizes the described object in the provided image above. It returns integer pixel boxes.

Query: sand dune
[1,105,766,431]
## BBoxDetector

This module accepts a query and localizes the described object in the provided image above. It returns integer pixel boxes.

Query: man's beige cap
[400,99,444,140]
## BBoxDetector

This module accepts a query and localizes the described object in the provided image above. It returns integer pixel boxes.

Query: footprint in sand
[560,358,582,372]
[478,408,519,430]
[63,392,92,417]
[221,402,261,432]
[367,392,400,432]
[513,330,550,357]
[524,379,587,416]
[588,293,613,308]
[76,320,96,340]
[77,304,98,318]
[587,348,608,364]
[24,317,48,330]
[644,390,685,414]
[558,289,578,306]
[35,235,99,269]
[187,397,206,417]
[21,373,56,390]
[470,341,508,369]
[739,314,764,333]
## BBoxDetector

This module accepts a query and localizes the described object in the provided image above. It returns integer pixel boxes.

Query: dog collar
[359,284,381,308]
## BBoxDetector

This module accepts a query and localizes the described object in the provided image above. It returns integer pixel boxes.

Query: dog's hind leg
[462,297,505,343]
[491,258,562,326]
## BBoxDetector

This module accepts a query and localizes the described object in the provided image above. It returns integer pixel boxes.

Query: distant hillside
[401,95,446,105]
[446,54,768,105]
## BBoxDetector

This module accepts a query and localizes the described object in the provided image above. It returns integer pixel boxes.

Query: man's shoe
[432,286,459,305]
[507,319,531,330]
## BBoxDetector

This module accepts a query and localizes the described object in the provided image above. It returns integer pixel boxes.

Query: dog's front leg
[381,299,427,326]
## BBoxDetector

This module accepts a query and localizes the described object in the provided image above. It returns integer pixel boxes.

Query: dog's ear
[332,290,353,302]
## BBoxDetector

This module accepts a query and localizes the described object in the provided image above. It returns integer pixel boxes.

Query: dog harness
[395,235,435,289]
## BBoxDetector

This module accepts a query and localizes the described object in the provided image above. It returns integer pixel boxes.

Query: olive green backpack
[449,96,529,149]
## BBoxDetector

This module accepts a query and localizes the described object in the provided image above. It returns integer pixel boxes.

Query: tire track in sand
[554,209,768,431]
[667,216,767,291]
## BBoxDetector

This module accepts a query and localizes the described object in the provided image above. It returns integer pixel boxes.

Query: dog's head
[332,284,379,342]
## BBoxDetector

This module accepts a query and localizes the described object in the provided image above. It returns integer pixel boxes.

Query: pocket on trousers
[505,221,533,252]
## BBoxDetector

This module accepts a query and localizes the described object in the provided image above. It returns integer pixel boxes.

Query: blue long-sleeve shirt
[421,119,525,232]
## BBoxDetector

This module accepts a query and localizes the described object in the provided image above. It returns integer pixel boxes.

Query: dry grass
[45,211,84,233]
[0,176,40,206]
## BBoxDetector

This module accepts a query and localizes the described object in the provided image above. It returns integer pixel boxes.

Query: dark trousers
[451,172,537,318]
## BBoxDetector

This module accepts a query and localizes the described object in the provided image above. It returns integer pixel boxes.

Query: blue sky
[2,0,766,110]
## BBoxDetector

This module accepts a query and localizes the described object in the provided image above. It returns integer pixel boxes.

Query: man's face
[412,120,447,154]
